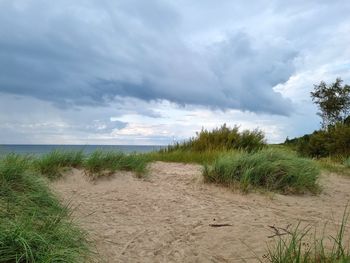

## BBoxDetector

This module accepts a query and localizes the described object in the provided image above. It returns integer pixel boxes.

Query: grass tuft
[33,150,84,179]
[164,124,266,153]
[317,157,350,176]
[84,151,148,179]
[0,154,91,262]
[32,150,149,179]
[203,149,320,194]
[264,206,350,262]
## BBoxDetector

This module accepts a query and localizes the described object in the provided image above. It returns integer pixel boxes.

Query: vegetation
[84,151,148,178]
[285,123,350,158]
[146,149,228,164]
[33,150,84,179]
[0,154,91,262]
[284,78,350,161]
[164,124,266,152]
[27,150,148,179]
[315,157,350,176]
[203,149,320,194]
[0,150,149,262]
[264,207,350,263]
[311,78,350,129]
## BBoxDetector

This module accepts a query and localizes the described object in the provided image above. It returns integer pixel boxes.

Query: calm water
[0,144,165,156]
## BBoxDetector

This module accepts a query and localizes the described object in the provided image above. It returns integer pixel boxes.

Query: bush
[164,124,266,153]
[286,123,350,158]
[0,154,91,262]
[203,149,320,194]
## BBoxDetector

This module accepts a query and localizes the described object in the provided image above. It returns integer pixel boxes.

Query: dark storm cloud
[92,32,296,115]
[0,0,298,115]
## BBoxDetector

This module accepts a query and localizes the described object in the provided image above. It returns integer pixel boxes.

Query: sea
[0,144,165,156]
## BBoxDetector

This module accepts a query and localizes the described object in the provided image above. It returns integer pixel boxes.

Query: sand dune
[52,162,350,262]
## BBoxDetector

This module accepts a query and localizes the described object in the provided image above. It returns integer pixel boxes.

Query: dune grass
[146,149,229,164]
[33,150,84,179]
[271,144,350,177]
[316,157,350,177]
[164,124,266,152]
[203,149,320,194]
[30,150,148,179]
[0,154,91,262]
[264,207,350,263]
[84,151,148,178]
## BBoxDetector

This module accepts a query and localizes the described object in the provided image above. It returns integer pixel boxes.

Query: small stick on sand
[267,224,292,238]
[209,223,233,227]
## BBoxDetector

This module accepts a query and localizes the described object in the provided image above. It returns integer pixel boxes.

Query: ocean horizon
[0,144,166,155]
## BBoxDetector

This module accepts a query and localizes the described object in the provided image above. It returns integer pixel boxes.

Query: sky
[0,0,350,145]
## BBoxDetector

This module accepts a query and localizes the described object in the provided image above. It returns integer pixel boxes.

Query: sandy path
[52,162,350,262]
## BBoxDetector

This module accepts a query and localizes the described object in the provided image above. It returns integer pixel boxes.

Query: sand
[52,162,350,262]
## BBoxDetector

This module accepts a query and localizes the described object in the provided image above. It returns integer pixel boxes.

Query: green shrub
[286,123,350,158]
[203,149,320,194]
[164,124,266,153]
[0,154,91,262]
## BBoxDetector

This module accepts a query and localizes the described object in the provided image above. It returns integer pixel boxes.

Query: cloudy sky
[0,0,350,145]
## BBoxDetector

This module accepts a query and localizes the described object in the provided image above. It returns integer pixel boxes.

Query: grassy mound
[31,150,149,179]
[164,124,266,152]
[84,151,148,178]
[0,154,91,262]
[33,150,84,179]
[203,149,320,194]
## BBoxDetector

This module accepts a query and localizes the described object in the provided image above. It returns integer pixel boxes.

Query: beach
[52,162,350,262]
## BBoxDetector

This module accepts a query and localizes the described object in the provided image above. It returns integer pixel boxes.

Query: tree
[311,78,350,129]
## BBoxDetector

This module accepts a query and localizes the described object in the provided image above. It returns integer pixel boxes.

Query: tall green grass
[264,207,350,262]
[0,154,91,262]
[271,145,350,177]
[164,124,266,152]
[203,149,320,194]
[33,150,84,179]
[317,157,350,177]
[146,149,229,164]
[31,150,148,179]
[84,151,148,178]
